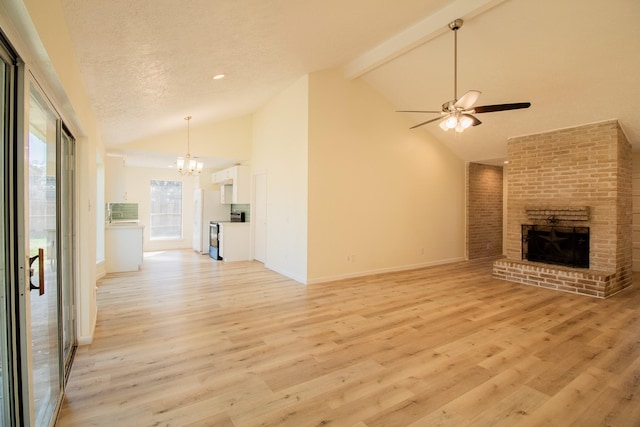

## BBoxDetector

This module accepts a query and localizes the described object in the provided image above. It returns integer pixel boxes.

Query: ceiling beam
[343,0,508,80]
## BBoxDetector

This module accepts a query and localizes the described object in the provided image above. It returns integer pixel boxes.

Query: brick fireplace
[493,120,632,298]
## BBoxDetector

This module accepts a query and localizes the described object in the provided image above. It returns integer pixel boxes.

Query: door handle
[29,248,45,296]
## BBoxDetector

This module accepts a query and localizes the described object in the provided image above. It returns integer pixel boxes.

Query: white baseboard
[96,260,106,280]
[76,306,98,345]
[306,257,466,285]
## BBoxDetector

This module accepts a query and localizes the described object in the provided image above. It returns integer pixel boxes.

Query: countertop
[106,221,144,229]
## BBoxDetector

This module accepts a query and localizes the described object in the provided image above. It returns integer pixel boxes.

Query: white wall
[307,69,466,283]
[252,76,309,283]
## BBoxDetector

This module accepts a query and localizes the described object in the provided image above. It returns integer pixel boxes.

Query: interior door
[28,83,63,426]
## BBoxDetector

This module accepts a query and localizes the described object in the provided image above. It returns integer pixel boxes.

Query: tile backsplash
[107,203,139,221]
[231,204,250,222]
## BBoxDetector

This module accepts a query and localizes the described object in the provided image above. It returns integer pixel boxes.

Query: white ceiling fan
[398,19,531,132]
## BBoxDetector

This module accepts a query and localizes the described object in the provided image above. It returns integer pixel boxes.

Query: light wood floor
[57,250,640,426]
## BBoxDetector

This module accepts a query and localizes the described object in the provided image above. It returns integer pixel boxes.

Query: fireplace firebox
[522,224,589,268]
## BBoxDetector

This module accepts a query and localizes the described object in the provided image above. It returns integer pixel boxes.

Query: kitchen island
[105,222,144,273]
[219,222,250,261]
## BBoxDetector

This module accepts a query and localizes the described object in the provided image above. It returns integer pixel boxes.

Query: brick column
[493,120,632,298]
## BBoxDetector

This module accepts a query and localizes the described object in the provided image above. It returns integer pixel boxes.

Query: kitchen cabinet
[220,184,233,204]
[105,224,144,272]
[219,223,250,261]
[212,165,250,204]
[211,169,227,184]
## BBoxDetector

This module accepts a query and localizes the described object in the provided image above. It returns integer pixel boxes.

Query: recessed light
[213,74,225,80]
[503,160,510,164]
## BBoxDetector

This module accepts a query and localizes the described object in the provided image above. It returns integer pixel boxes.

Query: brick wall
[632,154,640,270]
[614,127,633,294]
[493,120,632,298]
[467,163,503,259]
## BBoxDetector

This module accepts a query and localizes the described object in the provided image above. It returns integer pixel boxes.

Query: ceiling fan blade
[454,90,481,110]
[410,116,443,129]
[396,110,442,114]
[462,114,482,126]
[474,102,531,113]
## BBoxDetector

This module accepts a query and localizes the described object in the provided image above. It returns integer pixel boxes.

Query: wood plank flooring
[56,250,640,426]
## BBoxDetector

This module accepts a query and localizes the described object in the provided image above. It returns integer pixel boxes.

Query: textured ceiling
[60,0,640,165]
[60,0,450,146]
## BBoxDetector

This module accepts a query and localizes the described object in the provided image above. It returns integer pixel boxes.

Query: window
[150,180,182,239]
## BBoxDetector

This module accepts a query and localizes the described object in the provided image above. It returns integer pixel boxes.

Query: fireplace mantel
[525,206,589,222]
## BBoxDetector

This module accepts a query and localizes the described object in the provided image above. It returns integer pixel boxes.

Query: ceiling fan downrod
[449,19,463,102]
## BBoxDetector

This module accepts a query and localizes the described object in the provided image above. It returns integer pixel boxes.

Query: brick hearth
[493,120,632,298]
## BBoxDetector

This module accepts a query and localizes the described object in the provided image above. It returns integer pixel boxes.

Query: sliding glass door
[26,80,77,427]
[28,84,63,426]
[0,28,77,426]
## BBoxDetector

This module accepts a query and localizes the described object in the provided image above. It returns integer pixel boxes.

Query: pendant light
[176,116,203,175]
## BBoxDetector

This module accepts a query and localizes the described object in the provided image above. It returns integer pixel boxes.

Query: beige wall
[307,69,466,283]
[118,114,253,163]
[252,75,309,282]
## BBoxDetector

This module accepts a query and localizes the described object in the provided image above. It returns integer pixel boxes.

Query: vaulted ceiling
[60,0,640,166]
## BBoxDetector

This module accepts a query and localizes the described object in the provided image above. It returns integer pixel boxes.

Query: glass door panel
[28,85,62,426]
[60,129,76,377]
[0,42,13,427]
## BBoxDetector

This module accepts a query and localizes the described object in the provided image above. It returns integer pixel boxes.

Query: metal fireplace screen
[522,225,589,268]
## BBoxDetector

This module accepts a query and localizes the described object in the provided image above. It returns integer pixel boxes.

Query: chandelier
[176,116,203,175]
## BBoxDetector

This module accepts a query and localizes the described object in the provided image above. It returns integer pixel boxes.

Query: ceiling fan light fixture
[445,115,458,129]
[460,115,474,129]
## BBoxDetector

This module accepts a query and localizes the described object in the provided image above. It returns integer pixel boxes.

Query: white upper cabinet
[211,167,233,184]
[212,165,250,204]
